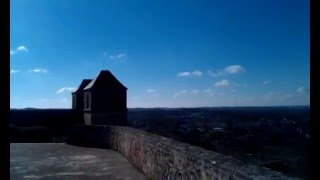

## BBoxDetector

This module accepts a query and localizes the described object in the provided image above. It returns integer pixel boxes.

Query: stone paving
[10,143,147,180]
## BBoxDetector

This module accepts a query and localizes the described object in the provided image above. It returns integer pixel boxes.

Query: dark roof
[72,79,92,94]
[83,70,127,90]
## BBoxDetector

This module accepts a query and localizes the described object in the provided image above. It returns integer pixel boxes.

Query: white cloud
[207,65,244,78]
[285,94,293,98]
[207,70,219,77]
[174,89,202,98]
[177,72,191,77]
[297,87,305,94]
[109,53,127,60]
[173,90,188,98]
[29,68,48,73]
[117,53,126,59]
[16,45,28,52]
[146,89,160,98]
[191,89,199,95]
[10,69,20,74]
[180,90,188,94]
[10,45,29,55]
[177,70,202,77]
[263,80,271,85]
[225,65,244,74]
[215,80,230,87]
[203,88,214,96]
[192,71,202,77]
[56,87,76,94]
[146,89,156,93]
[203,88,212,93]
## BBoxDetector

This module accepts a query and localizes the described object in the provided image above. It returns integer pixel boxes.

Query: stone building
[72,70,127,126]
[72,79,92,111]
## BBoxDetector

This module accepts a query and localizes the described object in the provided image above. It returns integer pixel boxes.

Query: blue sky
[10,0,310,108]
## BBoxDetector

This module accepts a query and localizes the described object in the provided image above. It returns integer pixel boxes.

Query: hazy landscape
[10,106,309,179]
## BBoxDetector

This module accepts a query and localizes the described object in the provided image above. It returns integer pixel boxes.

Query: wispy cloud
[10,45,29,55]
[17,46,28,52]
[203,88,212,93]
[117,53,126,58]
[208,65,245,77]
[263,80,271,85]
[203,88,214,96]
[173,89,202,98]
[225,65,244,74]
[10,69,20,74]
[56,87,76,94]
[215,80,230,87]
[29,68,48,73]
[177,72,191,77]
[285,94,293,98]
[146,89,156,93]
[191,89,200,95]
[297,86,306,94]
[207,70,220,77]
[145,88,160,97]
[173,90,188,98]
[192,71,202,77]
[109,53,127,60]
[177,70,202,77]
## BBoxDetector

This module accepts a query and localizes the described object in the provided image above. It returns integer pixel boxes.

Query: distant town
[128,106,309,178]
[11,106,309,179]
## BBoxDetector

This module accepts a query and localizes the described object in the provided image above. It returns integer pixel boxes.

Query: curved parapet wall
[10,109,83,127]
[66,125,299,180]
[10,109,84,142]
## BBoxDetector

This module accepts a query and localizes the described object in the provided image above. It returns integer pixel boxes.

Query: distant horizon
[10,0,309,108]
[10,105,310,110]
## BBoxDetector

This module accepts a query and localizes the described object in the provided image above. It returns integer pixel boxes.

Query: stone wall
[10,109,83,142]
[67,125,299,180]
[10,109,83,127]
[84,112,127,126]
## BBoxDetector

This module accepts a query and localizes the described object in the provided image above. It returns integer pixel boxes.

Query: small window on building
[84,93,87,109]
[86,93,90,109]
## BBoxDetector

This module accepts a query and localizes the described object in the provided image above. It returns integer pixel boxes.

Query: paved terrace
[10,143,147,180]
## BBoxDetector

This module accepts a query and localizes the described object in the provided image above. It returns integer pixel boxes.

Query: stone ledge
[66,125,300,180]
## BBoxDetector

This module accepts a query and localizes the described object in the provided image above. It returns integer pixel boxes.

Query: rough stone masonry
[67,125,300,180]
